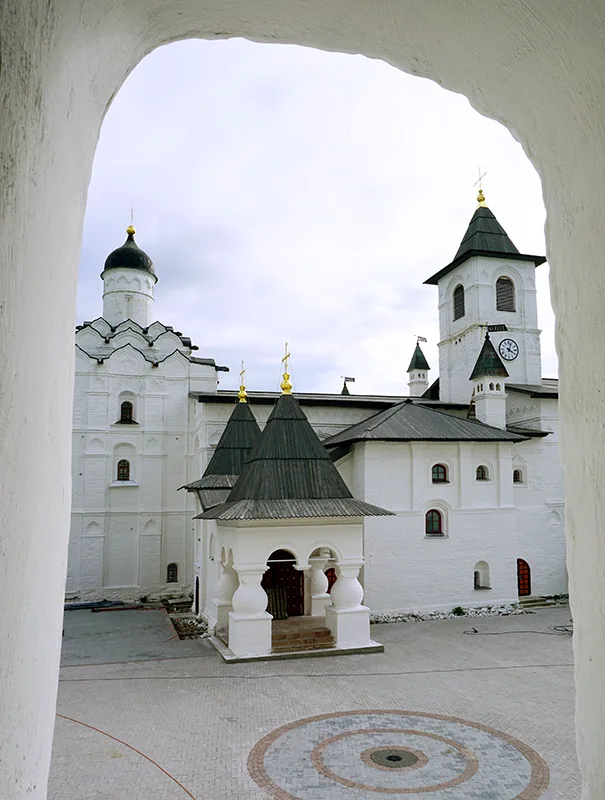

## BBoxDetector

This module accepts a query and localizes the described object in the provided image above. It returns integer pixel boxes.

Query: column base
[311,594,332,617]
[214,601,233,629]
[228,611,272,658]
[325,604,371,648]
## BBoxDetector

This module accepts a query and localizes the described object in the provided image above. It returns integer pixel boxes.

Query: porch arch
[3,3,605,797]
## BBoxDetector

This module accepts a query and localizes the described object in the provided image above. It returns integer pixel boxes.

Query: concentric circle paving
[248,710,550,799]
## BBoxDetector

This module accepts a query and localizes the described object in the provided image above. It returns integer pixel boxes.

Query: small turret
[469,332,509,429]
[407,342,430,397]
[100,225,157,327]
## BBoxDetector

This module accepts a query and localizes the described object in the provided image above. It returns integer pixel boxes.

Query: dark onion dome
[100,225,157,282]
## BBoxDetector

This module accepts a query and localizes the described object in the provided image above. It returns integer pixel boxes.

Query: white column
[228,566,272,658]
[212,562,238,629]
[309,556,331,616]
[325,561,371,648]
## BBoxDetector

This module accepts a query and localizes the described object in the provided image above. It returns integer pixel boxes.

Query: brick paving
[49,607,580,799]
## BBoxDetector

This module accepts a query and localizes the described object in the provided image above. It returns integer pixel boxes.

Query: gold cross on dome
[239,361,245,384]
[282,342,290,373]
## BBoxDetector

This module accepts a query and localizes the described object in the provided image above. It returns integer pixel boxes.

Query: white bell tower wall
[102,267,156,327]
[437,256,542,403]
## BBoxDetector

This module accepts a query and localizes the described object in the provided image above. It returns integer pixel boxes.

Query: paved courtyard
[50,607,580,799]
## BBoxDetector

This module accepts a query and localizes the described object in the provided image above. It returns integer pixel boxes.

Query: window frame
[425,509,444,537]
[453,284,465,321]
[513,468,524,484]
[475,464,490,481]
[119,400,134,423]
[166,562,179,583]
[496,276,516,312]
[117,459,130,481]
[431,463,449,484]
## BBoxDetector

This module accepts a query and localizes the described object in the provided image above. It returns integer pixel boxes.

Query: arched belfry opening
[262,549,304,619]
[4,4,605,798]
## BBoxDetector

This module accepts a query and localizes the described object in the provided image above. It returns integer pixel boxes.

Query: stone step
[272,638,335,653]
[272,630,333,644]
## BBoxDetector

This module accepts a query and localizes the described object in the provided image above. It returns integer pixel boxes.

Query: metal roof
[424,205,546,285]
[507,382,559,398]
[322,400,526,447]
[407,343,430,372]
[469,334,509,380]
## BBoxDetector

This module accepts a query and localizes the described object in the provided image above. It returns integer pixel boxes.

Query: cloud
[78,38,554,396]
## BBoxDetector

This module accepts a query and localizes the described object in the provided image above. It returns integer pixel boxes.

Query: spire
[198,392,393,520]
[407,343,430,372]
[182,399,261,509]
[469,333,509,381]
[341,380,350,395]
[424,199,545,285]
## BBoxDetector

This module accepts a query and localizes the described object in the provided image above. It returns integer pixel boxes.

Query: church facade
[67,196,567,622]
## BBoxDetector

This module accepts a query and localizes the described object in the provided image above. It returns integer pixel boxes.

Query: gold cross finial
[280,342,292,394]
[474,168,487,207]
[127,204,136,236]
[238,361,247,403]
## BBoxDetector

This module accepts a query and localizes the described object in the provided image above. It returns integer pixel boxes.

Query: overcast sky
[78,38,555,396]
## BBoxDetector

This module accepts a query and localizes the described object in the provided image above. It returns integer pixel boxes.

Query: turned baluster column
[309,556,331,616]
[325,560,371,648]
[228,566,272,658]
[212,561,238,630]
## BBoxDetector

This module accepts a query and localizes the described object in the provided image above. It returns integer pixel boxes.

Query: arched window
[513,468,523,484]
[474,561,491,589]
[476,465,489,481]
[453,284,465,320]
[120,401,134,422]
[117,459,130,481]
[425,509,444,537]
[496,276,515,311]
[431,464,449,483]
[166,563,178,583]
[489,382,495,391]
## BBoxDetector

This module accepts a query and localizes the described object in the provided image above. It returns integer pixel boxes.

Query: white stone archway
[2,2,605,797]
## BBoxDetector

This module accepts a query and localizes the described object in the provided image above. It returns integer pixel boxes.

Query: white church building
[67,193,567,642]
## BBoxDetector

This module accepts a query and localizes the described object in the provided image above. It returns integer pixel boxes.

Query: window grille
[425,509,444,536]
[117,459,130,481]
[431,464,448,483]
[453,285,465,320]
[513,468,523,484]
[167,563,178,583]
[476,465,489,481]
[120,401,134,422]
[496,277,515,311]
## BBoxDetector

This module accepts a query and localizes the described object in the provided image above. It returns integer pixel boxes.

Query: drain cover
[369,748,419,768]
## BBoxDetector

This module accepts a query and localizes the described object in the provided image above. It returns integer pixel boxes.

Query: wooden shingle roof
[198,393,393,520]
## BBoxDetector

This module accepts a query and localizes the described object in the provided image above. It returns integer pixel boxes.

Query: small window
[425,509,444,537]
[453,285,465,320]
[474,561,491,589]
[117,459,130,481]
[476,465,489,481]
[496,276,515,311]
[120,401,134,423]
[431,464,449,483]
[513,468,523,484]
[167,563,179,583]
[489,382,495,391]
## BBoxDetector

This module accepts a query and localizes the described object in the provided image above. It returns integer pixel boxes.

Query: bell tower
[424,191,546,403]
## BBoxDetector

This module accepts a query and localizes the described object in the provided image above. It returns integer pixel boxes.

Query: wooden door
[262,550,304,618]
[517,559,531,596]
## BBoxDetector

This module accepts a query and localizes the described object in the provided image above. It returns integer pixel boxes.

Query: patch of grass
[452,606,467,616]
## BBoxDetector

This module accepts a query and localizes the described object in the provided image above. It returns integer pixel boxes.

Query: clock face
[498,338,519,361]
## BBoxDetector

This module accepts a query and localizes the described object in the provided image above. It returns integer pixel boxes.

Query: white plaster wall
[340,438,567,612]
[3,2,605,796]
[68,328,202,601]
[102,266,155,327]
[438,256,542,403]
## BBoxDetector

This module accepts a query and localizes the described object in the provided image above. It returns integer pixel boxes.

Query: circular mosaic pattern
[248,710,550,799]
